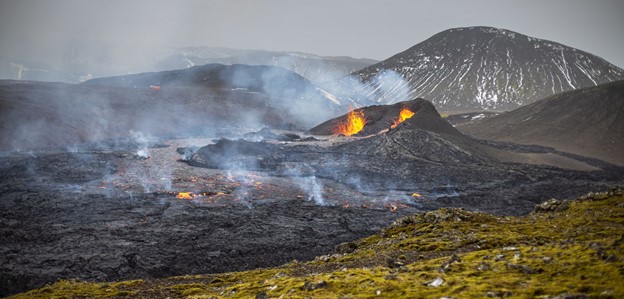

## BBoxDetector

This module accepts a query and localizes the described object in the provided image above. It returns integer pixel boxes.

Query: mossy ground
[10,191,624,298]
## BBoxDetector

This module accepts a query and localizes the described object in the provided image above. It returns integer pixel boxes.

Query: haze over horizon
[1,0,623,69]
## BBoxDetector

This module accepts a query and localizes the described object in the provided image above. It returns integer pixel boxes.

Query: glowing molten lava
[390,107,415,129]
[176,192,196,199]
[333,109,366,136]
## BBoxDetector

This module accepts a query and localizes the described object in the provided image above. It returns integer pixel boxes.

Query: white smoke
[317,69,411,109]
[282,164,326,206]
[294,175,325,206]
[129,130,156,159]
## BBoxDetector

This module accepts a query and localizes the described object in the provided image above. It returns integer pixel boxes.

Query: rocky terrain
[338,26,624,112]
[2,97,622,297]
[459,80,624,166]
[11,190,624,298]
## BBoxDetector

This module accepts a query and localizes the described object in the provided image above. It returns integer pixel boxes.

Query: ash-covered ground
[0,135,419,297]
[1,99,622,297]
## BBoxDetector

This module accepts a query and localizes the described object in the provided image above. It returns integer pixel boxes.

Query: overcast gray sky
[1,0,623,68]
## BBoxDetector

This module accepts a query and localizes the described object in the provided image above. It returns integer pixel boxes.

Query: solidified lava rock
[0,156,406,297]
[187,139,283,170]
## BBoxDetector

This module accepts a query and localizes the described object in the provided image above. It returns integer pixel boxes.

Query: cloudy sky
[1,0,623,67]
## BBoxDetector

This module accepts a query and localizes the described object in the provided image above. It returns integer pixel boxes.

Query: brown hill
[459,80,624,166]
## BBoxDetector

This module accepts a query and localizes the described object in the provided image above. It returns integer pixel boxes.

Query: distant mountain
[151,47,378,82]
[458,80,624,166]
[340,26,624,112]
[0,46,377,84]
[0,80,299,150]
[0,64,344,150]
[0,57,90,83]
[84,63,342,126]
[83,63,343,112]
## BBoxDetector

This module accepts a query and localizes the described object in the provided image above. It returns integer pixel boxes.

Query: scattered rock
[315,255,331,262]
[477,262,491,271]
[494,254,505,261]
[386,257,404,269]
[302,280,328,291]
[502,246,518,251]
[255,291,269,299]
[440,254,461,273]
[542,256,553,263]
[534,198,570,213]
[425,277,445,287]
[335,242,358,254]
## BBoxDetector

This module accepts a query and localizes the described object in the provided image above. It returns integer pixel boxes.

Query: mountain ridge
[339,26,624,112]
[0,47,377,84]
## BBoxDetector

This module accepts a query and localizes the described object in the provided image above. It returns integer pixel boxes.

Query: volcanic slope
[459,80,624,166]
[307,98,461,137]
[188,98,623,215]
[343,26,624,112]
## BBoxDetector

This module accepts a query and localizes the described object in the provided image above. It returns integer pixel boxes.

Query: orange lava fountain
[390,107,415,129]
[333,109,366,136]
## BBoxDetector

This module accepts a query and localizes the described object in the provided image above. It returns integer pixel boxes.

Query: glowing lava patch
[176,192,196,199]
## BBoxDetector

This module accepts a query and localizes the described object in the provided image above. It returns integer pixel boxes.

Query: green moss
[9,280,139,298]
[10,191,624,298]
[165,283,210,296]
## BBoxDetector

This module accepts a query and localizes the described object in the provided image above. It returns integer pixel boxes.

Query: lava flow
[390,107,415,129]
[333,109,366,136]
